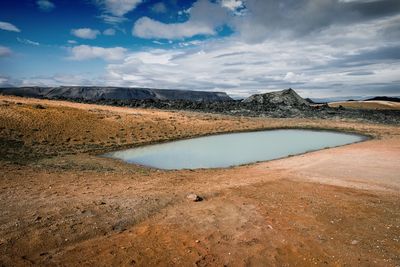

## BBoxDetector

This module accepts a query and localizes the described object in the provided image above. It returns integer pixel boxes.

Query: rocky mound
[0,86,232,102]
[242,88,310,107]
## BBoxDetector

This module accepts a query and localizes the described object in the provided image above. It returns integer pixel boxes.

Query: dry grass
[329,100,400,110]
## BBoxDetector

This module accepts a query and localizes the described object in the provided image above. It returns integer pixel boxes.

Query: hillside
[365,96,400,103]
[1,95,400,266]
[242,88,310,107]
[0,86,232,102]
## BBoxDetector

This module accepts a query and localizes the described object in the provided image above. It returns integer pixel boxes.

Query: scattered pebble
[351,240,359,245]
[186,193,202,202]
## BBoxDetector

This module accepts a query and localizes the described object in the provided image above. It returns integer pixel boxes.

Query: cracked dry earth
[0,95,399,266]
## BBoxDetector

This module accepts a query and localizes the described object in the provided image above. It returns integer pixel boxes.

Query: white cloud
[21,74,97,87]
[96,0,142,17]
[36,0,55,12]
[7,0,400,98]
[71,28,101,39]
[133,0,229,39]
[97,14,129,25]
[151,2,167,13]
[220,0,244,11]
[68,40,77,44]
[133,17,216,39]
[106,14,400,98]
[103,28,116,36]
[0,21,21,32]
[0,46,12,57]
[69,45,127,61]
[283,72,306,83]
[17,37,40,46]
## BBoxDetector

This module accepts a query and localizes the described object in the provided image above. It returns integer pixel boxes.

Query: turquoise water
[105,129,366,170]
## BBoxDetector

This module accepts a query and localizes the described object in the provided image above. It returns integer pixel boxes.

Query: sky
[0,0,399,98]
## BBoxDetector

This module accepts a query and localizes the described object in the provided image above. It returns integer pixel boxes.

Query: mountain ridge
[0,86,232,102]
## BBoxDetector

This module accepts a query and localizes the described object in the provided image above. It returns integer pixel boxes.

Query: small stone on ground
[186,193,202,202]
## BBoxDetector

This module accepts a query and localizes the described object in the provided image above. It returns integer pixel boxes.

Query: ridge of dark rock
[365,96,400,103]
[242,88,310,107]
[0,86,232,102]
[0,87,398,124]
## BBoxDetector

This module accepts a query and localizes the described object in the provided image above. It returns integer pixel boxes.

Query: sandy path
[262,138,400,192]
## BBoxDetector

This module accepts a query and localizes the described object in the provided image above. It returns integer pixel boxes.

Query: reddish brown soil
[0,96,399,266]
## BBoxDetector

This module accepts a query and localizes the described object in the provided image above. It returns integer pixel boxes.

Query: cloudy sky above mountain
[0,0,399,98]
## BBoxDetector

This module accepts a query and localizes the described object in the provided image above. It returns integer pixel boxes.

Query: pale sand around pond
[0,95,399,266]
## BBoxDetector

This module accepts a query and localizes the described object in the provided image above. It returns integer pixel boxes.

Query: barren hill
[242,88,310,107]
[0,86,232,102]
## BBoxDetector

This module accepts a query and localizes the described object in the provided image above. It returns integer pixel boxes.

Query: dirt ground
[0,95,399,266]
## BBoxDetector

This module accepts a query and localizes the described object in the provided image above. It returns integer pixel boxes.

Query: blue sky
[0,0,400,98]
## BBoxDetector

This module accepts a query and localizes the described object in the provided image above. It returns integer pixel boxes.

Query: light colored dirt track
[0,95,399,266]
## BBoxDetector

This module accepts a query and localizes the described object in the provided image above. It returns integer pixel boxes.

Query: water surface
[106,129,366,170]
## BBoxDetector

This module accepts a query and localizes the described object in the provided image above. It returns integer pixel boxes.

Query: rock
[351,240,359,245]
[186,193,202,202]
[0,86,232,102]
[33,104,46,109]
[242,88,310,107]
[2,87,399,124]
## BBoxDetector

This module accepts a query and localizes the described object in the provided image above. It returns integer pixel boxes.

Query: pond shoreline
[104,129,369,170]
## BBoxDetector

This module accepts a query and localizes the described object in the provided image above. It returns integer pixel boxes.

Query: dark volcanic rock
[365,96,400,103]
[242,88,310,107]
[0,86,232,102]
[1,87,399,124]
[304,98,315,104]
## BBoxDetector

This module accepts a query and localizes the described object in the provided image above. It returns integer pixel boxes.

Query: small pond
[105,129,366,170]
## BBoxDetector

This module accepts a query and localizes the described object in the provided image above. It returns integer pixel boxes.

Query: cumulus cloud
[95,0,142,17]
[133,0,229,39]
[69,45,127,61]
[36,0,55,12]
[233,0,400,43]
[103,28,116,36]
[220,0,244,11]
[106,9,400,98]
[0,21,20,32]
[9,0,400,98]
[133,17,216,39]
[71,28,101,39]
[0,46,12,57]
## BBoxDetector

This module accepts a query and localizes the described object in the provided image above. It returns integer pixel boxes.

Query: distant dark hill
[365,96,400,103]
[304,98,315,104]
[242,88,310,107]
[0,86,232,102]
